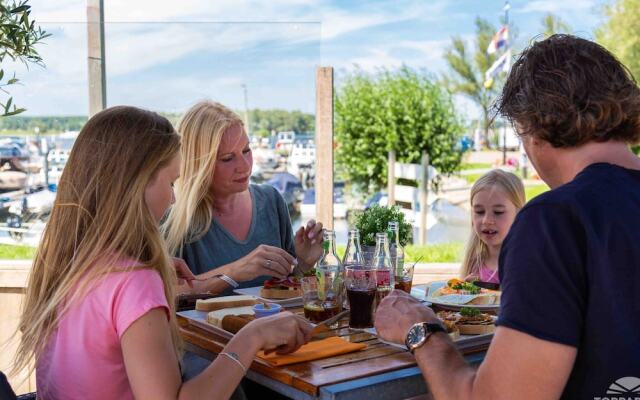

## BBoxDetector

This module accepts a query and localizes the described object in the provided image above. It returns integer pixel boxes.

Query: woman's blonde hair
[163,100,244,255]
[460,169,526,279]
[11,106,182,378]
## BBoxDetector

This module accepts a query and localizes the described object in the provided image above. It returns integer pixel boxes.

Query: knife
[263,309,350,355]
[311,309,350,335]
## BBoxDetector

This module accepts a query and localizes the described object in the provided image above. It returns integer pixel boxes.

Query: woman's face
[471,187,518,248]
[211,124,253,196]
[145,153,181,223]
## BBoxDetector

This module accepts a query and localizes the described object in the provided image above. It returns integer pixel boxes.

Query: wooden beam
[87,0,106,117]
[315,67,334,230]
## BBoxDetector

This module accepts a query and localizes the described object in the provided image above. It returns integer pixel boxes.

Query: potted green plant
[352,205,412,252]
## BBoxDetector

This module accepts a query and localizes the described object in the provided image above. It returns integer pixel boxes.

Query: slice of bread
[195,295,257,312]
[457,323,495,335]
[259,287,302,299]
[207,306,256,327]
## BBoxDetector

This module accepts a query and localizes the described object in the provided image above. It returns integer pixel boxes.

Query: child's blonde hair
[460,169,526,279]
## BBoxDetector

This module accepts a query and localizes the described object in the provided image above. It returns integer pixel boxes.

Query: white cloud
[517,0,596,13]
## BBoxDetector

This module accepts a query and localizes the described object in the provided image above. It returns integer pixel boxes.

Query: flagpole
[502,1,510,166]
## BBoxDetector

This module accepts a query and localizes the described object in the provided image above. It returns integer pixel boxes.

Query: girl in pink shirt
[11,106,312,400]
[460,169,526,284]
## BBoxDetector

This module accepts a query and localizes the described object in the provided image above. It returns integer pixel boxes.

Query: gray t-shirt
[180,184,296,295]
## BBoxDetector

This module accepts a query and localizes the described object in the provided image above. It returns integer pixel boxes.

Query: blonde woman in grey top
[163,100,323,295]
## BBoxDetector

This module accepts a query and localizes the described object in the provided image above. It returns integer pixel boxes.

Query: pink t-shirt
[36,267,170,400]
[479,264,500,284]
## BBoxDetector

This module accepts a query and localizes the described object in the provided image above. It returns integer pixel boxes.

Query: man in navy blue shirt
[375,35,640,399]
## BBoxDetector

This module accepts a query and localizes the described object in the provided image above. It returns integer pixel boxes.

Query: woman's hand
[173,257,196,288]
[231,244,297,281]
[294,219,324,271]
[244,311,313,354]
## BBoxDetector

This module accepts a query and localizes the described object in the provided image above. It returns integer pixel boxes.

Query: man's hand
[374,289,440,344]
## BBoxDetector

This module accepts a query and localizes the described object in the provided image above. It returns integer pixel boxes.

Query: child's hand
[172,257,195,288]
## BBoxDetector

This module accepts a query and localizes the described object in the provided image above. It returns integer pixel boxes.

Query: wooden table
[178,305,491,400]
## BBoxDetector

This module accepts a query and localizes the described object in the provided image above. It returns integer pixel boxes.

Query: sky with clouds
[11,0,605,119]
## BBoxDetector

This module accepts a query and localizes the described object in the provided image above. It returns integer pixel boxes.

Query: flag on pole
[484,49,511,88]
[487,26,509,54]
[503,1,511,11]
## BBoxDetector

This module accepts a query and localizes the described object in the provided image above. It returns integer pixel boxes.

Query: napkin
[257,336,367,366]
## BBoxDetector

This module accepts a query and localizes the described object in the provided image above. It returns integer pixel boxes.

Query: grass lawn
[525,184,550,200]
[0,244,36,259]
[459,163,492,171]
[336,242,464,263]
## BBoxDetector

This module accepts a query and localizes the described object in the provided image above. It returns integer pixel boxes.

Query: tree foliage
[596,0,640,82]
[335,67,464,193]
[541,13,572,38]
[0,0,49,117]
[248,109,314,137]
[442,18,503,140]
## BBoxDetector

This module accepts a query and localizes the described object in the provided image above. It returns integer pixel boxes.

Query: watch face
[407,324,426,347]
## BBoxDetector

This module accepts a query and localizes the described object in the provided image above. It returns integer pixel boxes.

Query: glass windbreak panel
[104,22,321,125]
[0,21,320,247]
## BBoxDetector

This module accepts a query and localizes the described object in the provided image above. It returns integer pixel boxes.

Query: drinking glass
[345,265,377,329]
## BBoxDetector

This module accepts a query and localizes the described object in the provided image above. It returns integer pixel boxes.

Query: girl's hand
[172,257,195,288]
[233,245,297,281]
[294,219,324,271]
[245,311,313,354]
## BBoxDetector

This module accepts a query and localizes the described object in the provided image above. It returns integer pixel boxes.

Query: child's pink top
[36,265,170,400]
[479,264,500,284]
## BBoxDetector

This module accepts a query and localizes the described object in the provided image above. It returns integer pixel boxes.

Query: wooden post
[87,0,106,117]
[418,151,429,245]
[315,67,334,230]
[387,150,396,206]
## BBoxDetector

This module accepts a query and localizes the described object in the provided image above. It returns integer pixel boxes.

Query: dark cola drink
[394,277,412,293]
[347,287,376,328]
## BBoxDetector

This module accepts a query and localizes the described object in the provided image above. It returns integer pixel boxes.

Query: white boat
[300,187,348,219]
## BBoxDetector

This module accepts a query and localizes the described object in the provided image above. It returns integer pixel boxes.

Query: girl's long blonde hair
[163,100,244,255]
[460,169,526,279]
[12,106,182,377]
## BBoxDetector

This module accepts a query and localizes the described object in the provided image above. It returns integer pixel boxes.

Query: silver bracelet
[219,352,247,374]
[217,274,239,288]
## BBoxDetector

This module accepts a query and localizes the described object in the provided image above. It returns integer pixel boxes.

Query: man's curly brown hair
[496,34,640,148]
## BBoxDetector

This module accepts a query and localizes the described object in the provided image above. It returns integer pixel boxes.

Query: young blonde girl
[460,169,525,283]
[11,106,311,400]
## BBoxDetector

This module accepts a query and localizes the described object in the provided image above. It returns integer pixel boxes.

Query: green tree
[335,67,464,193]
[0,0,49,117]
[443,18,503,144]
[541,13,572,38]
[596,0,640,82]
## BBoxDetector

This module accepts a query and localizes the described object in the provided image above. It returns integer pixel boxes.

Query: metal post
[387,150,396,206]
[242,84,250,136]
[315,67,334,230]
[87,0,106,117]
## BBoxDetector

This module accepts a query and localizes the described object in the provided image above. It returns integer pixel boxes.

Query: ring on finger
[266,259,272,268]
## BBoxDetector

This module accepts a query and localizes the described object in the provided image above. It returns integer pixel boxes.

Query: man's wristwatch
[405,322,446,353]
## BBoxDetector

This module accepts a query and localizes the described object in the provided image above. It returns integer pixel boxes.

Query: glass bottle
[342,229,364,267]
[388,221,407,291]
[306,230,344,320]
[372,232,394,304]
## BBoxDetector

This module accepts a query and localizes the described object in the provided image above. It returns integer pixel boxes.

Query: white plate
[423,281,500,312]
[234,285,303,308]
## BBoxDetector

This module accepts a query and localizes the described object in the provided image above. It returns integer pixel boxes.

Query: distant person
[163,100,323,295]
[11,106,312,400]
[459,169,525,284]
[375,35,640,399]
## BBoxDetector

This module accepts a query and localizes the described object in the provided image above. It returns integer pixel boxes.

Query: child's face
[471,187,518,248]
[145,153,181,223]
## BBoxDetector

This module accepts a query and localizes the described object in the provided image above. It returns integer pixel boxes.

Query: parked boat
[300,187,348,219]
[266,172,303,216]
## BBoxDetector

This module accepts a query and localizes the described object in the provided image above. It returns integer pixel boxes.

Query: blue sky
[11,0,605,120]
